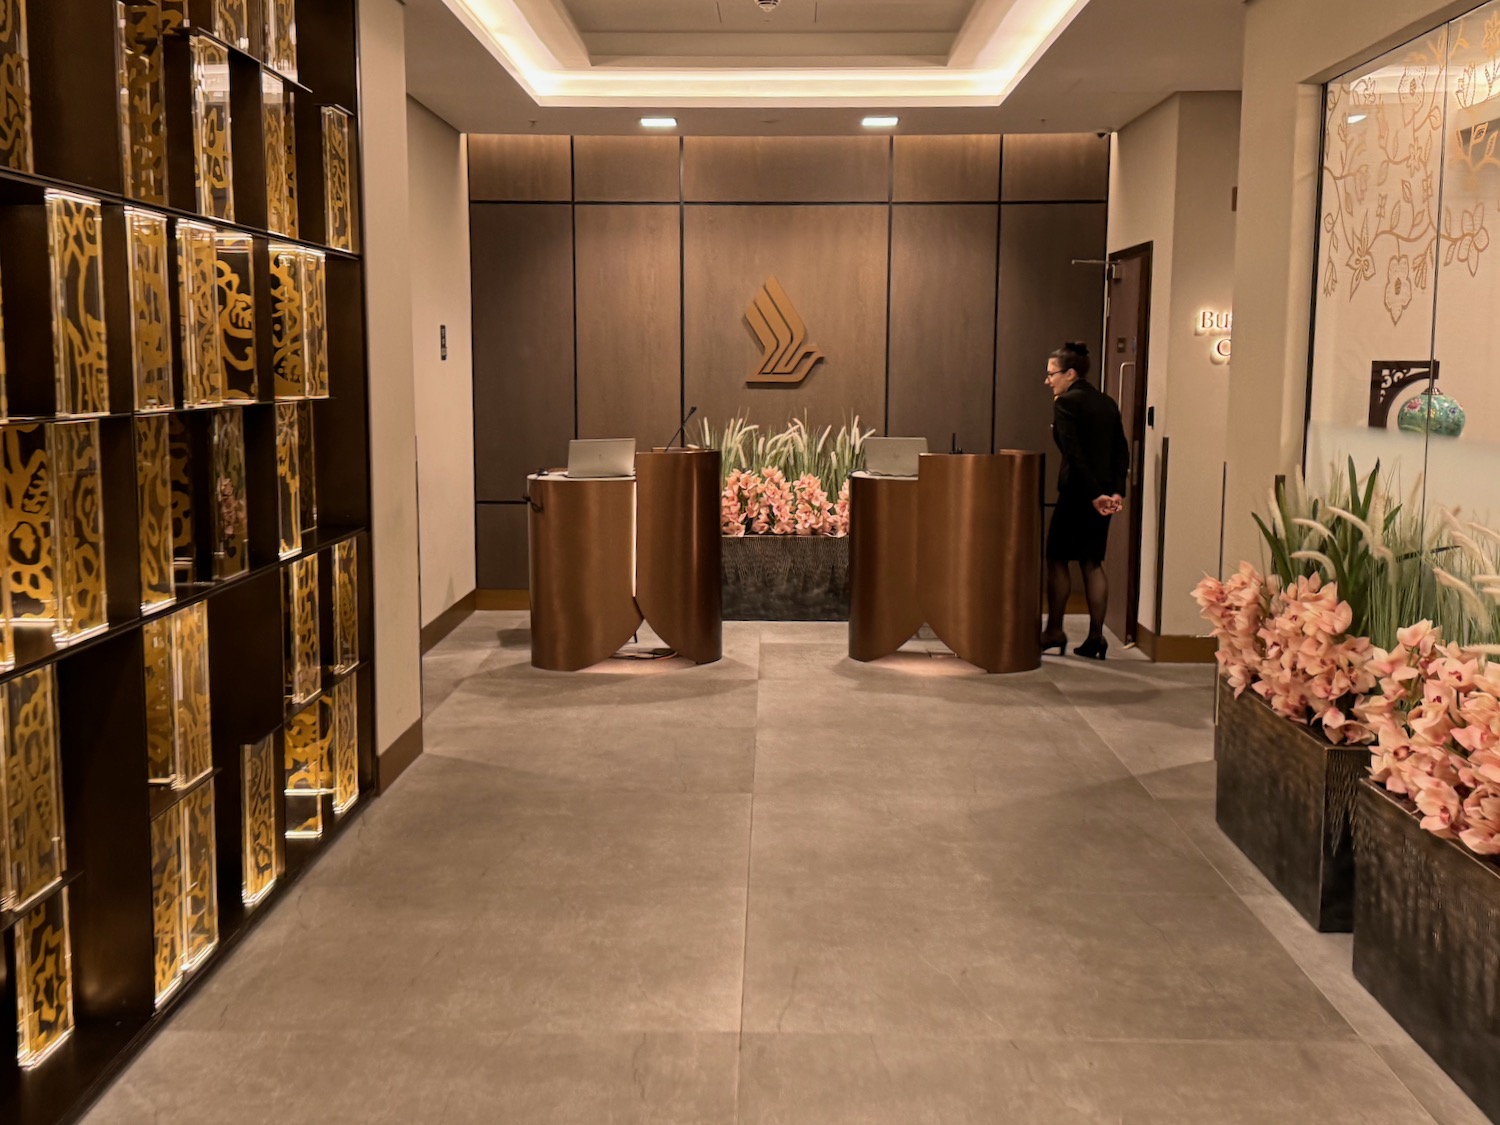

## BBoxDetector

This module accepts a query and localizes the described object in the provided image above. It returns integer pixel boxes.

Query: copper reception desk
[527,449,723,672]
[848,452,1044,674]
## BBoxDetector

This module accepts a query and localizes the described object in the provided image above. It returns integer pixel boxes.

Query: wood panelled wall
[469,133,1109,588]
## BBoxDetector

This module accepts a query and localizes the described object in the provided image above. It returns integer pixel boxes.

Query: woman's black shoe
[1040,631,1068,656]
[1076,637,1108,661]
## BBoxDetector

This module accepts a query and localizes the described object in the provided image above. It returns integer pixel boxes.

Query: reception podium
[528,449,723,671]
[848,452,1043,674]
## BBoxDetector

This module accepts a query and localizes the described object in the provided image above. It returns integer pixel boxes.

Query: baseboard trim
[378,717,423,793]
[1137,624,1217,664]
[421,590,477,654]
[476,588,530,611]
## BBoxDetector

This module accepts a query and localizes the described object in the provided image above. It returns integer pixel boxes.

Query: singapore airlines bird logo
[745,276,824,385]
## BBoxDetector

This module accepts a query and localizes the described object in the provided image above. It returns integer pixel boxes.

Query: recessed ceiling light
[640,116,678,128]
[862,116,899,128]
[1348,113,1367,124]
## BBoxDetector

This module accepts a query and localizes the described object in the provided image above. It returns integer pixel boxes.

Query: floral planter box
[722,534,850,621]
[1214,678,1366,931]
[1353,781,1500,1121]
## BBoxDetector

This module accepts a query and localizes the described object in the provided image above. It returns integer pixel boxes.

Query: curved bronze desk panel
[636,449,723,664]
[848,473,922,662]
[527,474,643,671]
[917,453,1043,674]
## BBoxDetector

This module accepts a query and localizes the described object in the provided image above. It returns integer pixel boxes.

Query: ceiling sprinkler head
[755,0,779,9]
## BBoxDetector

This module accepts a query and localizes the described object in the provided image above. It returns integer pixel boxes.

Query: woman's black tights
[1045,560,1109,643]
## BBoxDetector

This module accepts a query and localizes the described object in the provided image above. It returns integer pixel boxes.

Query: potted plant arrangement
[1199,460,1500,1118]
[699,415,873,620]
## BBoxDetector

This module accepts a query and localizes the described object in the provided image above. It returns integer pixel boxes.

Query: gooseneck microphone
[665,405,699,450]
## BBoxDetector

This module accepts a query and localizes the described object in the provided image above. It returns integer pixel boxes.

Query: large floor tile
[742,883,1354,1040]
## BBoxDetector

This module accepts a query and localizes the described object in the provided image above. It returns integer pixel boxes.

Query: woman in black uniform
[1040,342,1130,660]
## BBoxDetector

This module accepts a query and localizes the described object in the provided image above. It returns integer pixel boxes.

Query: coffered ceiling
[405,0,1245,134]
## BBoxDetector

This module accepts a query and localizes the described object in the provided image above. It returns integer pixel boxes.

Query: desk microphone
[664,405,698,450]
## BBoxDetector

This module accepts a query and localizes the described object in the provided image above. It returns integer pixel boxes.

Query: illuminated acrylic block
[142,614,175,783]
[275,402,301,557]
[0,666,63,910]
[269,243,306,398]
[149,805,184,1004]
[118,1,169,205]
[284,705,324,839]
[298,401,316,534]
[177,219,224,407]
[214,233,255,401]
[168,415,195,583]
[136,414,176,612]
[322,107,356,252]
[303,250,329,397]
[47,191,110,417]
[125,207,173,411]
[262,0,296,80]
[213,0,250,51]
[285,553,319,705]
[0,0,34,173]
[48,421,108,643]
[211,407,247,578]
[332,538,358,673]
[174,601,212,785]
[331,676,358,815]
[181,781,218,969]
[241,734,278,905]
[189,34,233,220]
[263,73,297,238]
[3,424,54,626]
[17,889,73,1068]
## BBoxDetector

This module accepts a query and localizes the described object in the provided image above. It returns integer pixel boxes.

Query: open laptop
[862,437,927,478]
[566,438,636,478]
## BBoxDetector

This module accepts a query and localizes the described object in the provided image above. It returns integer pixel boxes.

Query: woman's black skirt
[1046,491,1112,563]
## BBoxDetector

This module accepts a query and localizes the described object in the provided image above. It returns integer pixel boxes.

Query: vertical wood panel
[476,503,530,589]
[1001,134,1111,202]
[995,202,1108,499]
[888,205,998,454]
[574,136,679,201]
[469,203,575,501]
[683,204,888,433]
[575,205,682,445]
[893,135,1000,202]
[468,134,572,201]
[683,137,890,202]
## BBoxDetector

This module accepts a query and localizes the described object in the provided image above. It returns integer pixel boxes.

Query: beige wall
[1225,0,1475,570]
[407,99,477,627]
[359,0,423,756]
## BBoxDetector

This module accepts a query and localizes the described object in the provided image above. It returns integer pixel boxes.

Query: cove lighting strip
[442,0,1091,108]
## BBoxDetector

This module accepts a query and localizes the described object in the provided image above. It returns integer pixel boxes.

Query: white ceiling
[404,0,1244,134]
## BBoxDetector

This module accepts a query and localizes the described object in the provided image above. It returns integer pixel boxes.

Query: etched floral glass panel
[46,192,110,417]
[181,780,218,969]
[189,34,233,220]
[263,73,298,237]
[215,233,256,401]
[177,219,224,407]
[285,553,319,704]
[4,424,57,627]
[211,407,248,578]
[149,805,184,1004]
[137,414,176,611]
[118,1,168,204]
[0,0,35,173]
[322,107,356,252]
[17,889,73,1067]
[333,538,358,673]
[49,421,108,644]
[1,666,63,911]
[241,734,278,905]
[275,402,301,557]
[270,244,306,399]
[126,207,174,411]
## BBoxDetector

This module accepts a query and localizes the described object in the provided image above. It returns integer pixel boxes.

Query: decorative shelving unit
[0,2,373,1123]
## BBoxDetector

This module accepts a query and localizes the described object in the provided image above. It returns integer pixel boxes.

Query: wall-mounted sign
[1196,309,1232,364]
[746,276,824,385]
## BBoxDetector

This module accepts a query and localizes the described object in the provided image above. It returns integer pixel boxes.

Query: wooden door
[1103,245,1151,645]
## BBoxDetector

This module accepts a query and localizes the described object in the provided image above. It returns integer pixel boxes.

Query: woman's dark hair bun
[1068,341,1090,356]
[1050,340,1092,380]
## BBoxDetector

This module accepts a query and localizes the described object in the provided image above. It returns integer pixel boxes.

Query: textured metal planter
[1214,678,1366,931]
[721,535,850,621]
[1354,781,1500,1121]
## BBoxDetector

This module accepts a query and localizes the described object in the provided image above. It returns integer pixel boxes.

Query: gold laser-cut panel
[17,889,73,1066]
[297,401,315,533]
[332,538,357,673]
[303,251,329,397]
[47,192,110,417]
[270,244,306,398]
[126,208,173,411]
[181,780,218,969]
[262,0,296,81]
[285,553,319,705]
[177,220,224,406]
[332,676,357,814]
[2,666,63,909]
[189,34,233,220]
[3,424,55,624]
[214,234,255,401]
[213,0,250,51]
[241,734,277,904]
[49,421,107,643]
[142,613,175,783]
[137,414,176,612]
[263,73,297,238]
[168,414,195,582]
[211,407,247,578]
[322,107,355,252]
[0,0,33,173]
[275,402,301,557]
[149,805,184,1004]
[174,601,212,784]
[284,705,322,838]
[119,1,168,205]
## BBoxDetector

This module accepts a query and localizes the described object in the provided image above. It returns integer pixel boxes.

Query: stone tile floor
[83,614,1490,1123]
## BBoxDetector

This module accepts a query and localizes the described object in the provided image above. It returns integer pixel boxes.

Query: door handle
[1117,361,1136,401]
